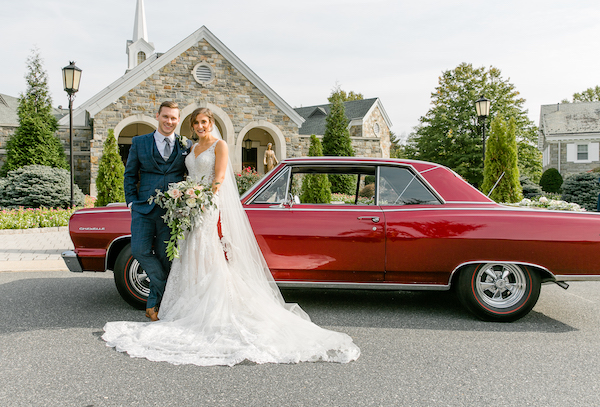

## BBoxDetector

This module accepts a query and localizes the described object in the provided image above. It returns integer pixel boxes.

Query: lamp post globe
[475,96,490,163]
[62,62,82,208]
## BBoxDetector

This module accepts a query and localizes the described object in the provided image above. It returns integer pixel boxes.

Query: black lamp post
[475,96,491,164]
[62,62,82,208]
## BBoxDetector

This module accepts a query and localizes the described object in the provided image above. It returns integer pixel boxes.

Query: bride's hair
[189,107,215,141]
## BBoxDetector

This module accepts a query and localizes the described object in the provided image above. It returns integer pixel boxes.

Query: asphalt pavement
[0,227,72,272]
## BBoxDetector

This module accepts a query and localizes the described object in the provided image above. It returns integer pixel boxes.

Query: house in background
[539,102,600,177]
[294,98,392,159]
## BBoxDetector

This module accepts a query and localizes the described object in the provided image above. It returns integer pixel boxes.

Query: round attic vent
[193,63,214,85]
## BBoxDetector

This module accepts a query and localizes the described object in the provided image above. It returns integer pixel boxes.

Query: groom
[124,101,191,321]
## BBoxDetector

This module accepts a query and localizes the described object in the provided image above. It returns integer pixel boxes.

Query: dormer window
[137,51,146,65]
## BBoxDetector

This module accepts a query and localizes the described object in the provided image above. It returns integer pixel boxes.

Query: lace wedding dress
[102,141,360,366]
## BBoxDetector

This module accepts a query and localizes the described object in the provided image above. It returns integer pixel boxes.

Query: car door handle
[357,216,380,223]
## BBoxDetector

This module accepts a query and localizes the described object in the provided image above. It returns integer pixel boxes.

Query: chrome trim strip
[74,208,131,214]
[105,235,132,271]
[276,281,450,291]
[554,275,600,281]
[244,207,383,212]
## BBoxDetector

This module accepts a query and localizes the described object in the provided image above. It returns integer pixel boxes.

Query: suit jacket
[124,132,192,215]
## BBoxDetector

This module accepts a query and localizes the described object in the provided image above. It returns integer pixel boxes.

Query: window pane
[378,166,439,205]
[252,168,289,203]
[577,144,588,160]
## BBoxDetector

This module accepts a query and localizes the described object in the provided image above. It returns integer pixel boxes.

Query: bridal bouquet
[149,177,215,260]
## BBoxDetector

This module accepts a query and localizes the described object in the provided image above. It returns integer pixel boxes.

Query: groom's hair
[158,101,180,115]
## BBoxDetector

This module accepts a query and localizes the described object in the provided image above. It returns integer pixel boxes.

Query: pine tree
[481,116,522,203]
[95,129,125,206]
[1,49,67,176]
[322,89,355,193]
[300,135,331,203]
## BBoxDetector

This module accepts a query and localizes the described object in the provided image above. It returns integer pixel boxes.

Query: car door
[245,164,385,282]
[378,165,451,285]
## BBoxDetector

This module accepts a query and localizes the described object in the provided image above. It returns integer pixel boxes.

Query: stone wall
[90,39,300,195]
[295,135,388,158]
[0,124,16,168]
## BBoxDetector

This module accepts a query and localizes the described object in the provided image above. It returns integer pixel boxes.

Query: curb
[0,227,69,235]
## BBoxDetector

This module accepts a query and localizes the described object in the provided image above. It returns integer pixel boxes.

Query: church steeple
[126,0,155,71]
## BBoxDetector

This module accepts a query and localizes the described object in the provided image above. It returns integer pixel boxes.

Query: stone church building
[1,0,391,195]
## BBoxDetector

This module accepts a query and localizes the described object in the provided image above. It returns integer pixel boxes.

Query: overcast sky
[2,0,599,139]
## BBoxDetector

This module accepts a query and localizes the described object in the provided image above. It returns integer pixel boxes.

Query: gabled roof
[60,26,304,127]
[540,101,600,137]
[0,93,68,127]
[294,97,392,136]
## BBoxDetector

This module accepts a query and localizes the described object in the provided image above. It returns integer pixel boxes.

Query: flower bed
[503,196,586,212]
[0,195,97,229]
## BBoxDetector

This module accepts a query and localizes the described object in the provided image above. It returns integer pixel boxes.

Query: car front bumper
[61,250,83,272]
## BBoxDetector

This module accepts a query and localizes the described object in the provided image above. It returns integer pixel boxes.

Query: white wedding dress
[102,141,360,366]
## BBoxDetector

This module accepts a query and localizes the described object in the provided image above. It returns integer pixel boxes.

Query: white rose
[186,198,197,208]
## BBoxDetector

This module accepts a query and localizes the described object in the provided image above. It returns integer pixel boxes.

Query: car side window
[378,166,439,205]
[252,167,290,203]
[291,171,375,205]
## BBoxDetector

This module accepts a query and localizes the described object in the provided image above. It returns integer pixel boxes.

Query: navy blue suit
[124,132,191,308]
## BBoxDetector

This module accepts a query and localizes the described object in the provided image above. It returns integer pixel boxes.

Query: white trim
[236,121,286,173]
[113,114,157,141]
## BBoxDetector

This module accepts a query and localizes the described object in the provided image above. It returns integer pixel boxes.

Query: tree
[1,48,67,176]
[562,86,600,103]
[328,88,364,102]
[481,116,522,203]
[322,88,355,193]
[389,131,405,158]
[300,135,332,203]
[95,130,125,207]
[539,168,563,193]
[405,63,538,187]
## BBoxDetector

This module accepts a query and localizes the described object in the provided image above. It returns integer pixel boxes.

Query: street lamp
[475,96,491,163]
[62,62,82,208]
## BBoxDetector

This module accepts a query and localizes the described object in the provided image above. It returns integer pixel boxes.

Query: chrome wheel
[126,258,150,299]
[457,263,541,322]
[475,263,527,309]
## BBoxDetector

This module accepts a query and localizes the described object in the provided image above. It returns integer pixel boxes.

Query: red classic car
[63,157,600,321]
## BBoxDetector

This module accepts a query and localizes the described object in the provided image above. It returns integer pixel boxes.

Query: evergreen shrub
[0,165,85,209]
[96,130,125,207]
[561,172,600,211]
[539,168,563,193]
[300,135,331,203]
[520,176,542,199]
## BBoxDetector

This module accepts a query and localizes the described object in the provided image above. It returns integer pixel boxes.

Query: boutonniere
[177,135,190,149]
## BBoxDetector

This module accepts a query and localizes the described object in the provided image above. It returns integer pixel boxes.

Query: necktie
[163,138,171,160]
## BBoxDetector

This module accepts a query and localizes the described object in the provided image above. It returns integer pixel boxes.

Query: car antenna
[487,172,505,197]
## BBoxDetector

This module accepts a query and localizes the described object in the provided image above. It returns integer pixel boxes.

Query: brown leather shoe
[145,306,159,321]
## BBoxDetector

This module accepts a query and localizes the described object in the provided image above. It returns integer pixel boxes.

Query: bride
[102,108,361,366]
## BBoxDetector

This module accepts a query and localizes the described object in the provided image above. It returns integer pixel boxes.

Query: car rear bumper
[61,250,83,272]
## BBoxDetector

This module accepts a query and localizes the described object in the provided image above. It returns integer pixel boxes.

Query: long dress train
[102,141,360,366]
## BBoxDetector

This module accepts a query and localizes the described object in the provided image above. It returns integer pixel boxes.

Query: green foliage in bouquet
[149,177,215,260]
[0,165,85,209]
[96,129,125,207]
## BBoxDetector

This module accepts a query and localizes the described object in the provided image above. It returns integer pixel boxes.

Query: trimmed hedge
[539,168,563,193]
[0,165,85,209]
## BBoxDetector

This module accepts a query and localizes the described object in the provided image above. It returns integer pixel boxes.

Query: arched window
[137,51,146,65]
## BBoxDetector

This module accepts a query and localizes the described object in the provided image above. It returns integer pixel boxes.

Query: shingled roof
[0,93,19,126]
[294,98,379,135]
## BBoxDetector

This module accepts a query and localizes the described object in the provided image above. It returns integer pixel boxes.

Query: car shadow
[280,288,576,333]
[0,275,575,335]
